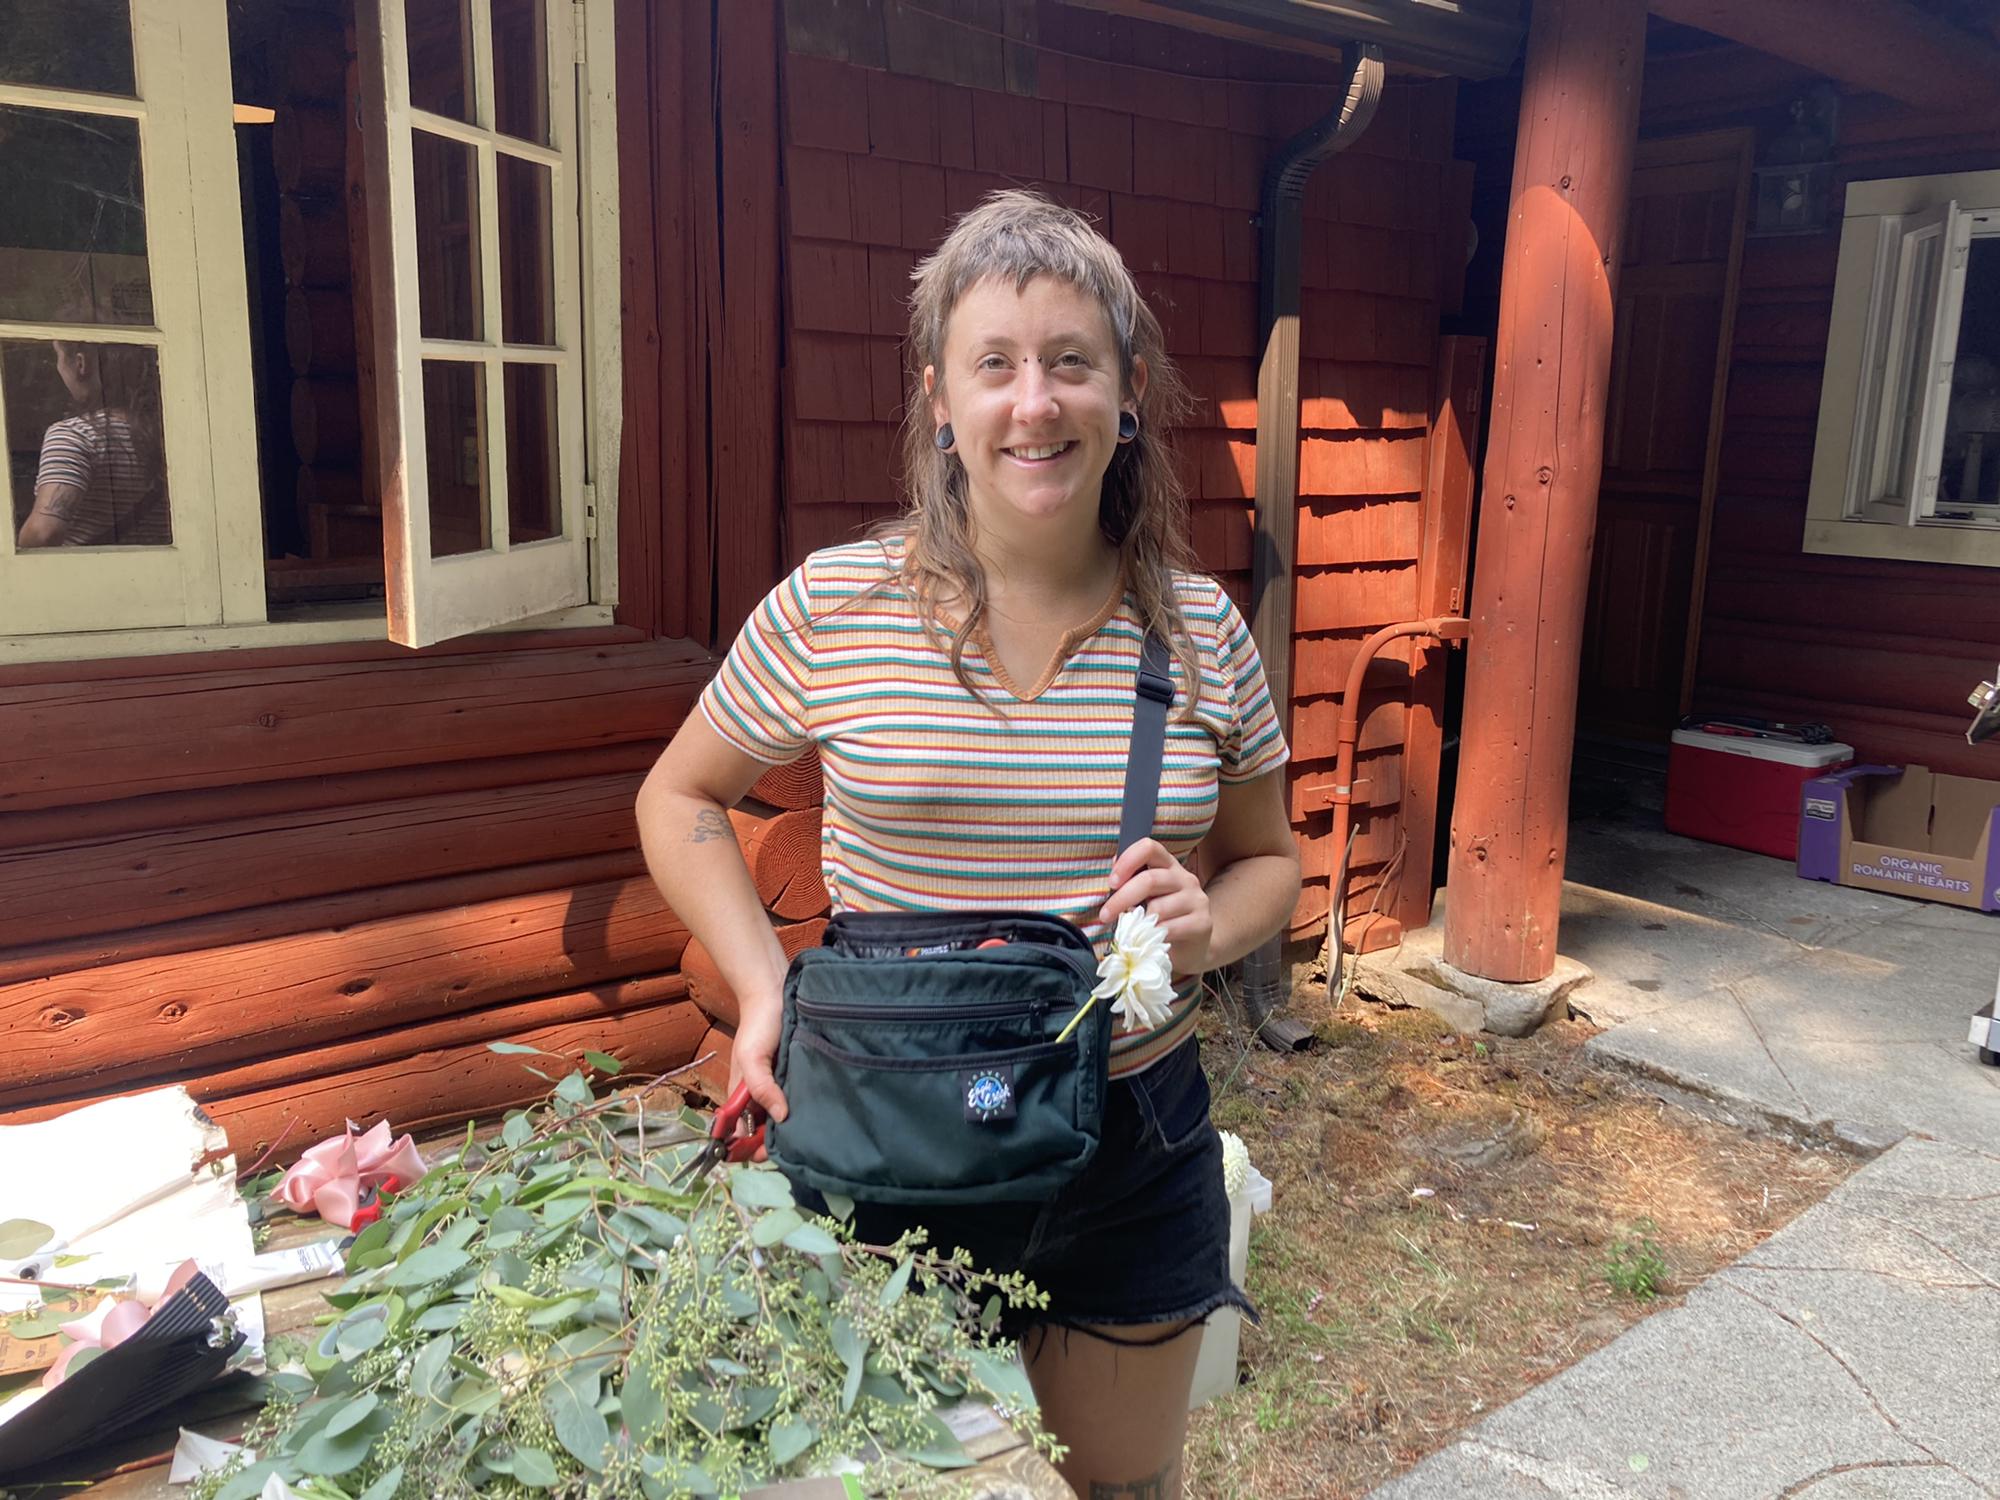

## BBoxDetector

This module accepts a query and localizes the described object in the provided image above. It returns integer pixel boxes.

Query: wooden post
[1443,0,1645,983]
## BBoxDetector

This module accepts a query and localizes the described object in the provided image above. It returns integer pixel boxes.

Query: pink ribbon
[272,1120,427,1230]
[42,1260,201,1388]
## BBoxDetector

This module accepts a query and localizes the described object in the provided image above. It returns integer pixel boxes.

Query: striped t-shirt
[31,413,169,546]
[699,538,1289,1077]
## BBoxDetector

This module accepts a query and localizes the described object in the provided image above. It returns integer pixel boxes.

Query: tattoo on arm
[688,808,733,845]
[1089,1468,1171,1499]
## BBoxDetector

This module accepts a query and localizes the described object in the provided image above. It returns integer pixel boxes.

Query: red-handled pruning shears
[669,1082,769,1188]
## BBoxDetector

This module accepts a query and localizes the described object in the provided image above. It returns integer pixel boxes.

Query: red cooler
[1665,729,1854,860]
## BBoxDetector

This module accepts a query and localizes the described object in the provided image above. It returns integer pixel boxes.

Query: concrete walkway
[1368,782,2000,1498]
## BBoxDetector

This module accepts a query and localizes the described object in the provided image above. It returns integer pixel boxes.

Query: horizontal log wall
[778,0,1470,943]
[0,6,775,1160]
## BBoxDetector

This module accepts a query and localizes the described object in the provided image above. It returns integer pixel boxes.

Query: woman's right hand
[727,996,791,1130]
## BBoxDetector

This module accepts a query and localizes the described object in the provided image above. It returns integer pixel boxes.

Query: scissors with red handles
[669,1081,768,1187]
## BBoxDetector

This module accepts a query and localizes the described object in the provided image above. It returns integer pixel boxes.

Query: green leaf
[358,1462,406,1500]
[840,1357,864,1413]
[621,1363,667,1438]
[784,1223,841,1257]
[335,1312,389,1358]
[6,1310,63,1339]
[583,1050,624,1075]
[322,1392,379,1438]
[893,1411,976,1469]
[727,1166,795,1210]
[968,1347,1037,1414]
[487,1041,554,1056]
[831,1316,865,1372]
[383,1245,471,1289]
[410,1333,455,1399]
[214,1461,287,1500]
[823,1192,855,1222]
[411,1300,467,1332]
[501,1113,535,1149]
[345,1215,396,1270]
[879,1257,915,1308]
[512,1447,561,1488]
[545,1369,611,1471]
[751,1207,804,1248]
[555,1070,595,1106]
[768,1417,817,1468]
[297,1411,381,1477]
[0,1219,53,1260]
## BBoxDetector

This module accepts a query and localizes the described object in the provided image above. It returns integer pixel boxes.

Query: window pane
[1940,236,2000,511]
[1886,230,1944,502]
[423,359,487,556]
[412,130,482,340]
[497,152,553,344]
[503,361,558,542]
[0,0,135,95]
[0,106,152,325]
[491,0,549,145]
[5,337,171,547]
[406,0,473,122]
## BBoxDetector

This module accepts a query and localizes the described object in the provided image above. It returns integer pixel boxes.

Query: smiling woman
[636,189,1303,1497]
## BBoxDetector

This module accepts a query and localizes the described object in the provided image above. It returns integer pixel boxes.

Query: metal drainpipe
[1242,43,1386,1049]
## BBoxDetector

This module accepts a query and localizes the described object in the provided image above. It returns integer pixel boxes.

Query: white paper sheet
[0,1087,255,1314]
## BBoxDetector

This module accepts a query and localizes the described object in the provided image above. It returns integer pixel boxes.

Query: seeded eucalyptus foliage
[198,1052,1055,1500]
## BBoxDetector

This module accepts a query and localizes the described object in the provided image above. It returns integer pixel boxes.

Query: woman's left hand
[1100,839,1211,977]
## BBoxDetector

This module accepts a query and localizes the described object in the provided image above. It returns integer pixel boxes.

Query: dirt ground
[1182,975,1858,1500]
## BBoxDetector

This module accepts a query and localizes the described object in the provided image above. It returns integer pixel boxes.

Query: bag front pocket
[775,1033,1089,1199]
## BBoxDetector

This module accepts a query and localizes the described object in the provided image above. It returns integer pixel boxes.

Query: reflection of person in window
[16,341,169,548]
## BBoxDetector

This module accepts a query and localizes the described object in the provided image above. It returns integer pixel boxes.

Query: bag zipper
[795,996,1054,1025]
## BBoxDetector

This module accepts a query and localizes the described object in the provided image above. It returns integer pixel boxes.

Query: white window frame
[0,0,622,665]
[1807,169,2000,566]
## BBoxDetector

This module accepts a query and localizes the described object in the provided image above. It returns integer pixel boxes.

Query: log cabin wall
[0,3,746,1159]
[774,0,1474,947]
[1460,24,2000,777]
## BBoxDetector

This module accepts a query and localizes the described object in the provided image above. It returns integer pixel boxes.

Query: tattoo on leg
[688,809,733,844]
[1089,1465,1172,1499]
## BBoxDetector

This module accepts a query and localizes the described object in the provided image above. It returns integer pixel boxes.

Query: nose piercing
[1117,411,1139,441]
[935,423,955,452]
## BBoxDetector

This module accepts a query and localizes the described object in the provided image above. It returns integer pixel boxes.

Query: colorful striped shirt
[699,538,1289,1078]
[32,413,169,546]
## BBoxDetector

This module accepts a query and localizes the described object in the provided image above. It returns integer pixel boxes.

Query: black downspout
[1243,43,1385,1047]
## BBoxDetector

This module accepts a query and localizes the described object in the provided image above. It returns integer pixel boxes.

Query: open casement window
[0,0,259,636]
[356,0,590,648]
[1847,202,1969,525]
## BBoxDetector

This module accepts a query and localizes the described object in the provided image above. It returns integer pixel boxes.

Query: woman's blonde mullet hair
[871,188,1203,708]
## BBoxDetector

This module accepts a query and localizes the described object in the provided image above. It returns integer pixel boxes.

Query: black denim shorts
[811,1037,1256,1341]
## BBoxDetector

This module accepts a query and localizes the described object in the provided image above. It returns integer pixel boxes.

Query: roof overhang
[1054,0,1527,80]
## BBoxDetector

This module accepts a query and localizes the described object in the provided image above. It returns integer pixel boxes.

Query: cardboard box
[1798,764,2000,911]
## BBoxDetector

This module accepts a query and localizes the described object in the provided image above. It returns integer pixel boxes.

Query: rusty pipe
[1326,614,1471,995]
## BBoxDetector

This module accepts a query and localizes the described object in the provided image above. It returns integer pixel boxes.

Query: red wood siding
[775,1,1468,943]
[1641,43,2000,778]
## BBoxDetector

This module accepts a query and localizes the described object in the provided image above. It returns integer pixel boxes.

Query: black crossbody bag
[766,635,1174,1205]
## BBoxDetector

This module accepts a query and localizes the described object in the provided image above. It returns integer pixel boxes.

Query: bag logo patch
[962,1066,1017,1124]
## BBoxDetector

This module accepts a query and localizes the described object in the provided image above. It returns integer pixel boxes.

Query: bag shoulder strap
[1116,631,1174,856]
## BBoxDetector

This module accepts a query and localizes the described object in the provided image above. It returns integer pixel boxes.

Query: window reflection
[504,362,558,543]
[497,153,554,344]
[1940,238,2000,512]
[423,359,487,556]
[0,0,136,95]
[406,0,473,122]
[412,130,482,340]
[6,337,171,547]
[491,0,549,145]
[0,105,152,326]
